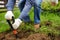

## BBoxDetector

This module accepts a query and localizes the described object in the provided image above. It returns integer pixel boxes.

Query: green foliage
[41,1,60,11]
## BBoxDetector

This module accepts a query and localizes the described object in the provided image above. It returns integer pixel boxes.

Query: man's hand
[12,19,22,29]
[5,11,14,20]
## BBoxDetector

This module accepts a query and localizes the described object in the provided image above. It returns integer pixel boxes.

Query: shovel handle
[7,16,15,30]
[12,16,15,24]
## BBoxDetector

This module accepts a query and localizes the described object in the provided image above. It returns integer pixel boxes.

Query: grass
[0,7,60,36]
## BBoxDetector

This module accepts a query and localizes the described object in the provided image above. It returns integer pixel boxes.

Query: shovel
[6,16,18,38]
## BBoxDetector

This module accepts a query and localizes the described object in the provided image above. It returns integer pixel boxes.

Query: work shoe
[12,19,22,29]
[34,24,40,30]
[34,24,41,29]
[34,24,41,32]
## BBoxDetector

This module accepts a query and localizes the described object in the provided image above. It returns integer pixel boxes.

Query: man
[5,0,26,29]
[5,0,42,30]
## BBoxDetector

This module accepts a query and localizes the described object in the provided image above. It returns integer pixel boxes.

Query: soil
[0,30,60,40]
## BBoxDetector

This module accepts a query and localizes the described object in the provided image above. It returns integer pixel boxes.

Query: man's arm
[6,0,16,11]
[5,0,16,20]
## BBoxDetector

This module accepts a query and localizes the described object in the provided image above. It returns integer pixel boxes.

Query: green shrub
[41,2,60,11]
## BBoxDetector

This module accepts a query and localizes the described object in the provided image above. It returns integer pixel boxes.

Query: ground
[0,29,60,40]
[0,6,60,40]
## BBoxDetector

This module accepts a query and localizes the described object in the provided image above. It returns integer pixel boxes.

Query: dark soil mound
[0,30,60,40]
[27,33,51,40]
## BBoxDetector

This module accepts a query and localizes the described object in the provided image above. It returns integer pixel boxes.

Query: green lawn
[0,7,60,36]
